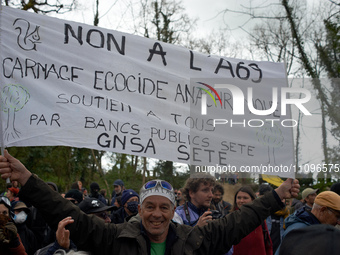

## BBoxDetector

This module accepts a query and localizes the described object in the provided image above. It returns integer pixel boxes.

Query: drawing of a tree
[256,122,284,165]
[1,84,30,141]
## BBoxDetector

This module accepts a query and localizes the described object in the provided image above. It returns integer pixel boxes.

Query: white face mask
[14,211,27,224]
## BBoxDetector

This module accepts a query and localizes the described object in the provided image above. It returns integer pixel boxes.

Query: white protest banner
[0,6,298,177]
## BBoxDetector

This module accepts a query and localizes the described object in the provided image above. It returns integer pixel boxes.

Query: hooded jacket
[20,175,284,255]
[283,207,320,234]
[274,207,320,255]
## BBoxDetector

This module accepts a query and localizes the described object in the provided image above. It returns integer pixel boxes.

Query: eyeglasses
[327,207,340,222]
[144,180,173,191]
[0,196,11,208]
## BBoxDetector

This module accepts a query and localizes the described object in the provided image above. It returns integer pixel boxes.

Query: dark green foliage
[105,153,143,193]
[0,146,101,193]
[152,160,189,189]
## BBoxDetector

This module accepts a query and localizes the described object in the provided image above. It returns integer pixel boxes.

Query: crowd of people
[0,150,339,255]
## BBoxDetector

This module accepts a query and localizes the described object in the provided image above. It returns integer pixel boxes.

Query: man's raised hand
[0,150,32,186]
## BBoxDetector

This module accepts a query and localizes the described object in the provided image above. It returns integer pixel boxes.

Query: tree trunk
[91,149,110,197]
[143,157,147,184]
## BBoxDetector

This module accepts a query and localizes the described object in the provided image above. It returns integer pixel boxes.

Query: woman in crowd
[232,186,273,255]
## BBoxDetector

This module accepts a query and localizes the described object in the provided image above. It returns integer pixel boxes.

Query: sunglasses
[144,180,173,191]
[0,196,11,207]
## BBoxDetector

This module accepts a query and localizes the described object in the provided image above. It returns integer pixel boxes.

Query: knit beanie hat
[65,189,84,204]
[121,189,139,205]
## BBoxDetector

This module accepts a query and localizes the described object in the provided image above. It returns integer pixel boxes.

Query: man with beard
[173,173,216,227]
[211,184,232,216]
[110,179,124,206]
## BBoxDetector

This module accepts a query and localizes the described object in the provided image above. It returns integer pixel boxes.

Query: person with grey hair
[274,191,340,255]
[0,150,300,255]
[53,249,91,255]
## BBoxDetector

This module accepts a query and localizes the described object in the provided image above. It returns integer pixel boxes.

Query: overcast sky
[54,0,277,42]
[47,0,322,50]
[53,0,318,49]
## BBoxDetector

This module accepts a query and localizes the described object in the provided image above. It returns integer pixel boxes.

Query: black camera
[210,210,222,219]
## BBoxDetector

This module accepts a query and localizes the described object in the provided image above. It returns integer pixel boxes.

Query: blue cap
[113,179,124,187]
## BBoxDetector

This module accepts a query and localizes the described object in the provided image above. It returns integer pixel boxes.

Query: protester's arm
[196,178,299,254]
[0,151,118,254]
[19,174,120,254]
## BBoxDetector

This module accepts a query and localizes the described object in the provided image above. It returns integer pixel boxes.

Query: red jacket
[233,222,273,255]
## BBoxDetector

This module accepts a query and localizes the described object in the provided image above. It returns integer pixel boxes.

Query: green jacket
[19,175,283,255]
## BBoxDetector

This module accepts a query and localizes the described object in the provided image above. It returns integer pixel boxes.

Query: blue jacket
[275,207,320,255]
[174,201,207,226]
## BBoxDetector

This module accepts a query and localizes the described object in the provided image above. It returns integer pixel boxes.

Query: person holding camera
[172,173,216,227]
[172,174,233,255]
[232,186,273,255]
